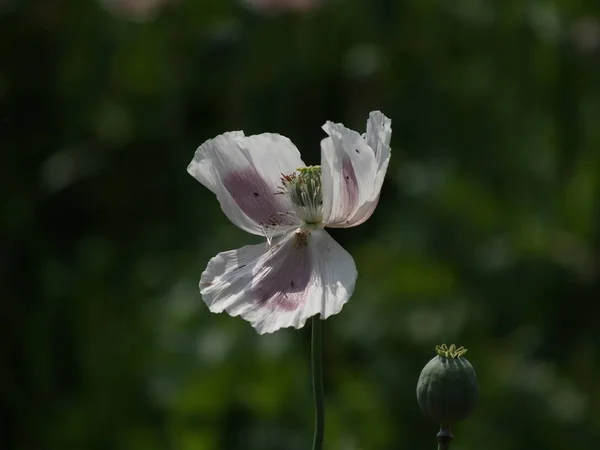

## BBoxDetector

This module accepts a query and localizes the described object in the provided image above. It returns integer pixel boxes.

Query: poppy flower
[188,111,391,334]
[242,0,322,14]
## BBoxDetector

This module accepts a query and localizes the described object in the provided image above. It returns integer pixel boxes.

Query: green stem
[311,315,324,450]
[437,425,453,450]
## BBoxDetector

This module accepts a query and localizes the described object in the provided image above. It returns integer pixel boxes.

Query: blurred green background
[2,0,600,449]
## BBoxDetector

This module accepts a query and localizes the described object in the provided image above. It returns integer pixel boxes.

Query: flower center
[278,166,323,224]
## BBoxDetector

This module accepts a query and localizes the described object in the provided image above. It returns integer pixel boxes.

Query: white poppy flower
[242,0,322,14]
[100,0,176,21]
[188,111,391,334]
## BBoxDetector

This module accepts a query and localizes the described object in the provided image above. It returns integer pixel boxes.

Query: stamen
[259,223,277,247]
[258,212,299,246]
[278,166,323,224]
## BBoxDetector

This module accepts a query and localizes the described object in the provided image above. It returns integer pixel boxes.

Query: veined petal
[321,111,391,228]
[188,132,305,236]
[366,110,392,155]
[199,229,357,334]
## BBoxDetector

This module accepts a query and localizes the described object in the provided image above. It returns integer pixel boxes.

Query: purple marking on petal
[339,156,359,220]
[250,232,312,312]
[223,167,285,225]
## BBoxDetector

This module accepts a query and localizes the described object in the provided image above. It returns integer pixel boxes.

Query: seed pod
[416,344,478,425]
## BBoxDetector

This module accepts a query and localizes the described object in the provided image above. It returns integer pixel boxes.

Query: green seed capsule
[416,344,479,425]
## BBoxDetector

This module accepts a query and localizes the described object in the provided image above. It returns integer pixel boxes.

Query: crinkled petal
[366,110,392,156]
[188,132,305,236]
[199,229,357,334]
[321,111,391,228]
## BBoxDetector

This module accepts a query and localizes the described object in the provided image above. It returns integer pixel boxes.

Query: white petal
[188,132,305,236]
[320,111,391,227]
[200,229,357,334]
[366,110,392,154]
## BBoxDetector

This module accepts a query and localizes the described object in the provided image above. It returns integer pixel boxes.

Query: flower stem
[311,315,324,450]
[437,425,453,450]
